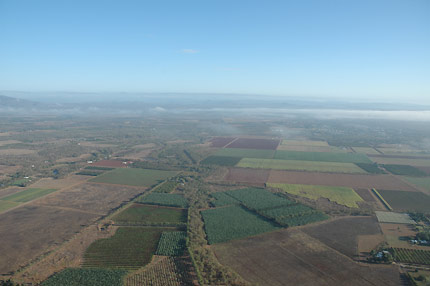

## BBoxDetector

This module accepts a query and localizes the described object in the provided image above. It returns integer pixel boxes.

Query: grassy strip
[2,188,57,203]
[372,188,393,211]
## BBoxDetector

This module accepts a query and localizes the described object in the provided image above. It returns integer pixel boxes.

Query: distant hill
[0,95,42,108]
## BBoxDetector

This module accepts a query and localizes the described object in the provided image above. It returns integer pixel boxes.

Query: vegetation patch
[393,248,430,265]
[42,268,127,286]
[224,187,295,210]
[383,164,428,177]
[377,190,430,213]
[156,231,187,256]
[0,200,20,212]
[268,183,363,208]
[375,211,416,224]
[351,147,381,155]
[259,204,328,226]
[200,156,242,166]
[82,227,167,270]
[201,205,280,244]
[112,204,187,225]
[210,192,240,207]
[238,158,367,173]
[153,181,177,193]
[214,148,275,159]
[274,150,372,164]
[1,188,57,202]
[138,193,188,208]
[225,138,280,150]
[281,140,329,147]
[90,168,177,187]
[355,163,386,174]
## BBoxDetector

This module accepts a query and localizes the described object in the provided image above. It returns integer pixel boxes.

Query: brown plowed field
[302,216,382,259]
[224,168,270,185]
[354,189,376,202]
[225,138,280,150]
[209,137,236,147]
[0,204,99,275]
[267,170,419,192]
[212,228,401,286]
[91,160,131,168]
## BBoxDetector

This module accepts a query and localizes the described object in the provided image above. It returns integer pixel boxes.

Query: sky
[0,0,429,103]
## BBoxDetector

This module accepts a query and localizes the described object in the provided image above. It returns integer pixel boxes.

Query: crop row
[393,248,430,265]
[156,231,187,256]
[224,187,295,210]
[42,268,127,286]
[153,181,177,193]
[138,193,188,208]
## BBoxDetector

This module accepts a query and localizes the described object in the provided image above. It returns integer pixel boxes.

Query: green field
[393,248,430,265]
[210,192,240,207]
[111,204,187,225]
[153,181,177,193]
[156,231,187,256]
[370,157,430,167]
[281,140,329,147]
[42,268,127,286]
[383,164,428,177]
[83,227,167,270]
[224,187,295,210]
[138,193,188,208]
[259,204,328,226]
[214,148,275,159]
[237,158,367,173]
[404,177,430,192]
[268,183,363,208]
[377,190,430,213]
[201,205,281,244]
[355,163,386,174]
[200,155,242,166]
[1,188,57,203]
[0,200,20,212]
[90,168,177,187]
[351,147,381,155]
[274,150,372,164]
[375,211,416,224]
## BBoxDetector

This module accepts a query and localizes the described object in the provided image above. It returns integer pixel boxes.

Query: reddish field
[267,170,419,192]
[90,160,132,168]
[213,228,401,286]
[224,167,270,186]
[354,189,376,202]
[302,216,382,259]
[225,138,280,150]
[209,137,236,147]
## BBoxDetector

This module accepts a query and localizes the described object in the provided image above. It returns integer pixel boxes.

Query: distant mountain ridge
[0,95,43,108]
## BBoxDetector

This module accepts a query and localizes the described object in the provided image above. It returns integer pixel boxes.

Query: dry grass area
[212,228,401,286]
[380,223,428,250]
[0,165,20,175]
[267,170,419,192]
[0,149,36,156]
[0,187,25,199]
[302,216,382,259]
[0,204,99,275]
[56,153,92,163]
[28,175,89,189]
[10,225,118,284]
[34,183,145,214]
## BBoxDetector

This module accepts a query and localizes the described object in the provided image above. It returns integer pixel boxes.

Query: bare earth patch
[28,175,89,189]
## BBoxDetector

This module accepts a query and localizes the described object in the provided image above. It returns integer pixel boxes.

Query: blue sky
[0,0,429,103]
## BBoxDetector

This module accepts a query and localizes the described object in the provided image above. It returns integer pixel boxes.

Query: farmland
[0,200,19,212]
[268,183,363,208]
[42,268,127,286]
[237,158,367,173]
[224,187,295,210]
[1,188,57,203]
[280,140,329,147]
[156,231,187,256]
[138,193,188,208]
[90,168,177,187]
[200,155,241,166]
[274,150,372,164]
[383,164,428,176]
[210,192,240,207]
[352,147,381,155]
[82,227,168,270]
[375,211,416,224]
[214,147,275,159]
[201,205,280,244]
[209,137,236,147]
[355,163,387,174]
[224,167,270,185]
[225,138,280,150]
[393,248,430,265]
[369,156,430,167]
[376,190,430,213]
[403,177,430,193]
[267,170,419,191]
[112,204,187,225]
[152,181,177,193]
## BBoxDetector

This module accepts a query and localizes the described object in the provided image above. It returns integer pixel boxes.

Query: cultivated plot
[274,150,372,164]
[369,156,430,167]
[138,193,188,208]
[90,168,177,187]
[225,138,280,150]
[1,188,57,203]
[351,147,381,155]
[377,190,430,213]
[224,167,270,185]
[375,211,416,224]
[268,183,363,208]
[214,148,275,159]
[209,137,236,147]
[41,268,127,286]
[403,177,430,193]
[112,204,187,225]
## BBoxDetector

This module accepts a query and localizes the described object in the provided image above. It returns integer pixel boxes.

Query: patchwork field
[375,211,416,224]
[403,176,430,193]
[138,193,188,208]
[225,138,280,150]
[224,167,270,185]
[201,205,280,244]
[267,170,419,191]
[1,188,57,203]
[369,156,430,167]
[90,168,177,187]
[42,268,127,286]
[200,155,241,166]
[212,229,401,286]
[34,183,144,214]
[351,147,381,155]
[209,137,236,147]
[302,216,382,259]
[0,204,99,274]
[214,148,275,159]
[355,163,387,174]
[82,227,169,270]
[383,164,428,177]
[112,204,187,225]
[237,158,367,173]
[274,150,372,163]
[268,183,363,208]
[393,248,430,265]
[377,190,430,213]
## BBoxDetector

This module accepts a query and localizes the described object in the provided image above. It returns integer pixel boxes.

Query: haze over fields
[1,1,430,286]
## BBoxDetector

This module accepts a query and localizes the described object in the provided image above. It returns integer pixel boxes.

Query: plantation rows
[153,181,177,193]
[223,188,295,210]
[156,231,187,256]
[276,212,329,226]
[42,268,127,286]
[138,193,188,208]
[125,256,193,286]
[393,248,430,265]
[210,192,240,207]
